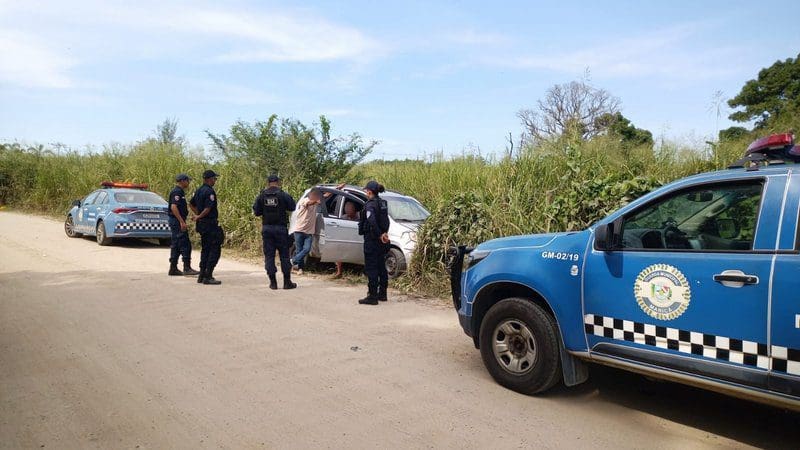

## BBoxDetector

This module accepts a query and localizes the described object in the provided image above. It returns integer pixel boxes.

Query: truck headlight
[466,249,491,270]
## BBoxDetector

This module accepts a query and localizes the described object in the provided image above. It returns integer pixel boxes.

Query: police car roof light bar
[745,133,793,154]
[101,181,149,190]
[729,132,799,169]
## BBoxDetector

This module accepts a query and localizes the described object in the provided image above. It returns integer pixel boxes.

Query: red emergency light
[746,133,794,154]
[100,181,149,190]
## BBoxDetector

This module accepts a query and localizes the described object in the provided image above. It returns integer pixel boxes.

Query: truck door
[583,176,784,389]
[768,173,800,398]
[317,188,365,264]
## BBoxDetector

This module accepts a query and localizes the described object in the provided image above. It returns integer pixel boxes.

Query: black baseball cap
[202,169,219,179]
[175,173,191,182]
[267,174,281,182]
[364,180,380,192]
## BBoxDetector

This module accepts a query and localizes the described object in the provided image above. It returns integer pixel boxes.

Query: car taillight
[112,207,136,214]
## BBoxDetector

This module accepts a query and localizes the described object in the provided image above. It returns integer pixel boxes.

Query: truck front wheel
[479,297,561,394]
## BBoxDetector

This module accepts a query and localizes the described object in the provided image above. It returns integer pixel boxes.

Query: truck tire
[479,297,561,395]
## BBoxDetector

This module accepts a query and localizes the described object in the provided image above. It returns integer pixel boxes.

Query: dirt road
[0,211,797,449]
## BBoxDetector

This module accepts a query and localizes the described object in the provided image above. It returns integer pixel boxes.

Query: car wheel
[479,297,561,395]
[96,221,113,246]
[64,215,82,238]
[385,247,406,278]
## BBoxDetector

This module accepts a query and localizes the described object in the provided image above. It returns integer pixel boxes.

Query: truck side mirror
[72,199,81,207]
[594,218,623,251]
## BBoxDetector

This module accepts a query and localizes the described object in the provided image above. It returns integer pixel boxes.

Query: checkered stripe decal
[584,314,800,375]
[116,222,170,231]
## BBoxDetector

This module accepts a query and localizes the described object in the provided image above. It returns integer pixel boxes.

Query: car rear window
[114,192,167,205]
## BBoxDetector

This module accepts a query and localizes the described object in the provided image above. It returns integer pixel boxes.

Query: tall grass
[0,128,775,297]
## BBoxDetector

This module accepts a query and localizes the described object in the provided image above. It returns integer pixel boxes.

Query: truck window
[621,181,762,251]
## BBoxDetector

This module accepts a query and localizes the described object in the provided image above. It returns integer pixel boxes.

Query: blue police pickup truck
[451,133,800,410]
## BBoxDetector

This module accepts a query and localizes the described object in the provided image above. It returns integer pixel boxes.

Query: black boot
[268,274,278,290]
[168,263,183,276]
[197,268,207,283]
[182,260,200,276]
[358,295,379,305]
[283,272,297,289]
[203,268,221,285]
[359,287,379,305]
[377,287,388,302]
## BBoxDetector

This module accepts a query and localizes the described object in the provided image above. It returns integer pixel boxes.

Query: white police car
[452,133,800,410]
[64,182,172,245]
[289,184,430,277]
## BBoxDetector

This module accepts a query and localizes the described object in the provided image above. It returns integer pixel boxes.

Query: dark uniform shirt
[168,186,188,220]
[191,183,218,223]
[253,187,296,226]
[359,197,390,239]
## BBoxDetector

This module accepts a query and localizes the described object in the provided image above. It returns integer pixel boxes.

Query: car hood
[475,232,572,251]
[392,220,421,232]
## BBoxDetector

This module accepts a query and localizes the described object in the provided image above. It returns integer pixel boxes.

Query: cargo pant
[168,217,191,264]
[197,220,224,274]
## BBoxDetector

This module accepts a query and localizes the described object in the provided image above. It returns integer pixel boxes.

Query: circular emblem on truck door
[633,264,691,320]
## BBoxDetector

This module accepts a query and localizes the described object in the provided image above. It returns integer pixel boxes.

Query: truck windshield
[386,197,430,222]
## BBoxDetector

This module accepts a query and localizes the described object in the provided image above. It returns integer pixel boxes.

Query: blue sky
[1,0,798,159]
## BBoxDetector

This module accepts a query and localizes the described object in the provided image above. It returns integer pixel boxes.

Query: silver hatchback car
[289,184,430,277]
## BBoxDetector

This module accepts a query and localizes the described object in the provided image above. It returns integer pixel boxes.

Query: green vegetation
[2,54,798,297]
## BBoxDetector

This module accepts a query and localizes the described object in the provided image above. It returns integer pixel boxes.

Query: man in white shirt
[290,188,321,274]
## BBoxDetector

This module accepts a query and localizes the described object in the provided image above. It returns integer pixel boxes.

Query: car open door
[316,187,365,264]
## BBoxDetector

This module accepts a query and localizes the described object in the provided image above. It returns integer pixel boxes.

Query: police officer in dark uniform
[253,174,297,290]
[190,169,224,285]
[167,173,200,277]
[358,180,390,305]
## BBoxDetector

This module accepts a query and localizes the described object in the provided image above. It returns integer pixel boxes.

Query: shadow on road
[74,235,167,248]
[542,364,800,448]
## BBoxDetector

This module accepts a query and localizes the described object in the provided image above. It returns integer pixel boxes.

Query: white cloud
[179,9,381,63]
[0,29,74,88]
[482,22,738,81]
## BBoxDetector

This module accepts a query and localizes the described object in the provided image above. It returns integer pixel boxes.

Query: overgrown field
[0,129,780,297]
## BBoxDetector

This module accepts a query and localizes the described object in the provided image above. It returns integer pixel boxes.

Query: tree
[595,112,653,147]
[153,118,185,147]
[518,79,620,144]
[206,115,376,187]
[728,54,800,128]
[718,126,749,142]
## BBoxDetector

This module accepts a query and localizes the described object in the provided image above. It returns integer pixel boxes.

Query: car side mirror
[594,218,623,251]
[72,199,81,207]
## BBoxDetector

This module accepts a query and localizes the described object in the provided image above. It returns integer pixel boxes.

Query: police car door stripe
[584,314,800,376]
